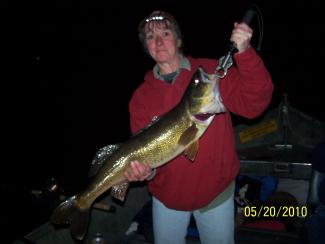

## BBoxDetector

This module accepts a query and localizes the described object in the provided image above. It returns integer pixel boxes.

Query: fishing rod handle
[229,7,255,54]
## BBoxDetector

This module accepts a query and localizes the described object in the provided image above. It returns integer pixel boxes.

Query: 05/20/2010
[243,205,309,218]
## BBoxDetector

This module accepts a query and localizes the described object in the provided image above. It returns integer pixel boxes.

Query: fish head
[187,66,226,125]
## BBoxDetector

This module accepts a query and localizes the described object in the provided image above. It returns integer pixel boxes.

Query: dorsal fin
[88,144,121,178]
[132,115,161,137]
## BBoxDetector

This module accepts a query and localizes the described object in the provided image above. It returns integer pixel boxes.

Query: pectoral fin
[111,182,130,202]
[178,124,198,146]
[183,140,199,162]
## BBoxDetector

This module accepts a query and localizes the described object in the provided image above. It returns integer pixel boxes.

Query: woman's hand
[124,161,156,182]
[230,22,253,53]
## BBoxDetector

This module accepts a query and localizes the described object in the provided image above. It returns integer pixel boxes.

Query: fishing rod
[216,3,263,78]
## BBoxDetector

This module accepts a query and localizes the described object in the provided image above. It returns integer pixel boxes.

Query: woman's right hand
[124,161,155,182]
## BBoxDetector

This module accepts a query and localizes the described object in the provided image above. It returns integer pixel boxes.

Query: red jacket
[129,48,273,210]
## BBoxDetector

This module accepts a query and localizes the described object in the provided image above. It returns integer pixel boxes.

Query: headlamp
[145,15,165,23]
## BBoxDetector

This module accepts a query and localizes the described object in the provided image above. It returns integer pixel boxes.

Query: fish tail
[50,195,91,240]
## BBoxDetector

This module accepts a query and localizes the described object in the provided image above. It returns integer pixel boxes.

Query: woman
[124,10,273,244]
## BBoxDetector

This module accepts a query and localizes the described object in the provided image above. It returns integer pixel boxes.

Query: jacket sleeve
[219,47,274,119]
[129,87,152,135]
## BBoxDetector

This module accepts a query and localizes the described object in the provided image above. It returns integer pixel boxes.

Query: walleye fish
[50,66,226,240]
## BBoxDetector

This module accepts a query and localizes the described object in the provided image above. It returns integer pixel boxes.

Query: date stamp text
[243,205,309,218]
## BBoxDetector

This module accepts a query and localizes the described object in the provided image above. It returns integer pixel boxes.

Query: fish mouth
[194,113,215,121]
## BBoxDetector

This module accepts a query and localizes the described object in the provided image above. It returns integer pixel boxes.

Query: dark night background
[2,0,324,243]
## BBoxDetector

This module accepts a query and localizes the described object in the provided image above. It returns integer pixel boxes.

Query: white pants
[152,194,235,244]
